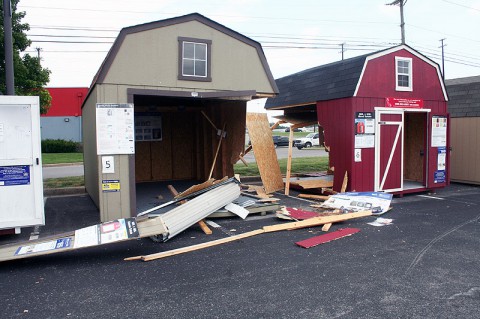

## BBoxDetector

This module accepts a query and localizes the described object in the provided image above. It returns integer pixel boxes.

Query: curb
[43,162,83,167]
[44,186,86,197]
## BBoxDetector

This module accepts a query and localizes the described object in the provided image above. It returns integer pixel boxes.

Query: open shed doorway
[131,94,247,212]
[403,111,428,190]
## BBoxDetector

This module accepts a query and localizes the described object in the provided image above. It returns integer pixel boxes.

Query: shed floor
[135,180,203,215]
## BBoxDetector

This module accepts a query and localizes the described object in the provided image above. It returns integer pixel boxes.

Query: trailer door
[0,96,44,231]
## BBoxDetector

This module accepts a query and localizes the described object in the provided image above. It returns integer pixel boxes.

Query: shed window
[395,57,412,91]
[178,37,212,82]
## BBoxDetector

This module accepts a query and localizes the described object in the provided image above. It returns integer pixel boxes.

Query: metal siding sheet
[161,183,240,238]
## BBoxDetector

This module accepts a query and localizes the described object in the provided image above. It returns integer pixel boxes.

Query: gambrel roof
[446,76,480,118]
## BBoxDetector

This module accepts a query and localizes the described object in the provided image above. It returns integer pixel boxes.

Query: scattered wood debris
[126,211,372,262]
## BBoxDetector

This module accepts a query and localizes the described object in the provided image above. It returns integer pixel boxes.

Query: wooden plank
[126,229,265,262]
[245,113,284,193]
[208,123,227,180]
[290,179,334,189]
[340,171,348,193]
[125,211,370,263]
[298,194,331,201]
[285,127,295,195]
[295,228,360,248]
[262,210,372,232]
[321,223,332,232]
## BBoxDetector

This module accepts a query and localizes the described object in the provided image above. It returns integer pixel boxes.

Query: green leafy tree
[0,0,51,113]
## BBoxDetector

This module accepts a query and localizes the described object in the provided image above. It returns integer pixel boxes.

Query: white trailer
[0,96,44,233]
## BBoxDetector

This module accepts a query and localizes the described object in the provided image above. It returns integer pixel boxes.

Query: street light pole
[3,0,15,95]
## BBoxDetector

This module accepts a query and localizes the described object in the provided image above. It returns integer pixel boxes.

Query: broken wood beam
[321,223,332,232]
[125,229,265,262]
[298,194,331,201]
[126,210,371,262]
[208,123,227,180]
[263,210,372,232]
[340,171,348,193]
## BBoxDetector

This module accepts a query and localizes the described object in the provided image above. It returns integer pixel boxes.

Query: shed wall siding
[450,117,480,183]
[317,98,354,192]
[82,86,100,208]
[102,20,273,94]
[356,49,445,101]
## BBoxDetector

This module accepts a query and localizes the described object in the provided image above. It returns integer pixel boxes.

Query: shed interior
[132,94,246,185]
[403,111,427,188]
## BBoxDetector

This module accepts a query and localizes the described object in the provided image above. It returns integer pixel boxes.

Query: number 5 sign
[102,156,115,174]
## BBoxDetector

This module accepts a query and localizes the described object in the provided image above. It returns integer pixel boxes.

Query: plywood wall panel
[246,112,284,193]
[151,113,173,180]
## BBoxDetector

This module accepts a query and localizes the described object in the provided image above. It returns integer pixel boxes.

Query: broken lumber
[125,229,265,261]
[263,210,372,232]
[340,171,348,193]
[295,228,360,248]
[126,210,372,262]
[289,179,334,189]
[321,223,332,232]
[298,194,330,201]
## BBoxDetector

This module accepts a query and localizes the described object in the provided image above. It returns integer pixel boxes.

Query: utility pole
[387,0,407,44]
[439,38,446,80]
[340,43,346,60]
[3,0,15,95]
[36,47,42,60]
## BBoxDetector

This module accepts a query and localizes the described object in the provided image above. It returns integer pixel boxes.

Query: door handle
[419,150,424,156]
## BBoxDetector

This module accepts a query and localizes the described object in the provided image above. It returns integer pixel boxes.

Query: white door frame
[374,107,431,192]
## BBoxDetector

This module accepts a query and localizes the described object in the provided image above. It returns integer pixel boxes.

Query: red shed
[266,45,449,195]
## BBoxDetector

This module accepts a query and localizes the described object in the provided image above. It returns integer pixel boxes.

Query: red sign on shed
[385,97,424,108]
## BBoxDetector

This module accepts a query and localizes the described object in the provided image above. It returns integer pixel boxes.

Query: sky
[16,0,480,114]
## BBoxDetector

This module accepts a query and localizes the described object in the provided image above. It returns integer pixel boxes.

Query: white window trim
[177,37,212,82]
[182,41,208,78]
[395,56,413,92]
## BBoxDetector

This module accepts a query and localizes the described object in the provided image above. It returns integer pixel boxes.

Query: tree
[0,0,51,113]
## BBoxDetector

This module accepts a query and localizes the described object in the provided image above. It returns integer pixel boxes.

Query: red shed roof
[43,87,89,117]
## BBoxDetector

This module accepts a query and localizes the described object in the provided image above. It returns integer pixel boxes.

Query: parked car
[294,133,320,149]
[248,135,292,148]
[285,127,301,132]
[272,135,291,148]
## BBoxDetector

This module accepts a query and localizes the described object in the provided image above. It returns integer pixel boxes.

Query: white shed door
[0,96,44,230]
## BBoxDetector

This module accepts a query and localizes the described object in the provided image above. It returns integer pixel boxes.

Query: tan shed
[82,13,278,221]
[446,76,480,185]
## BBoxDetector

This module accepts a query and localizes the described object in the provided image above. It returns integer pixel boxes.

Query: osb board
[246,112,284,193]
[135,142,152,182]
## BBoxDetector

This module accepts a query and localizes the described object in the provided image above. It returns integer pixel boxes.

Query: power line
[440,0,480,12]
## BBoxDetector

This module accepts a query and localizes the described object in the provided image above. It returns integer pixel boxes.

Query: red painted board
[295,228,360,249]
[286,208,319,220]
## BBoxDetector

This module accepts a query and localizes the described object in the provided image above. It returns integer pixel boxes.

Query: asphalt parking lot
[1,183,480,318]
